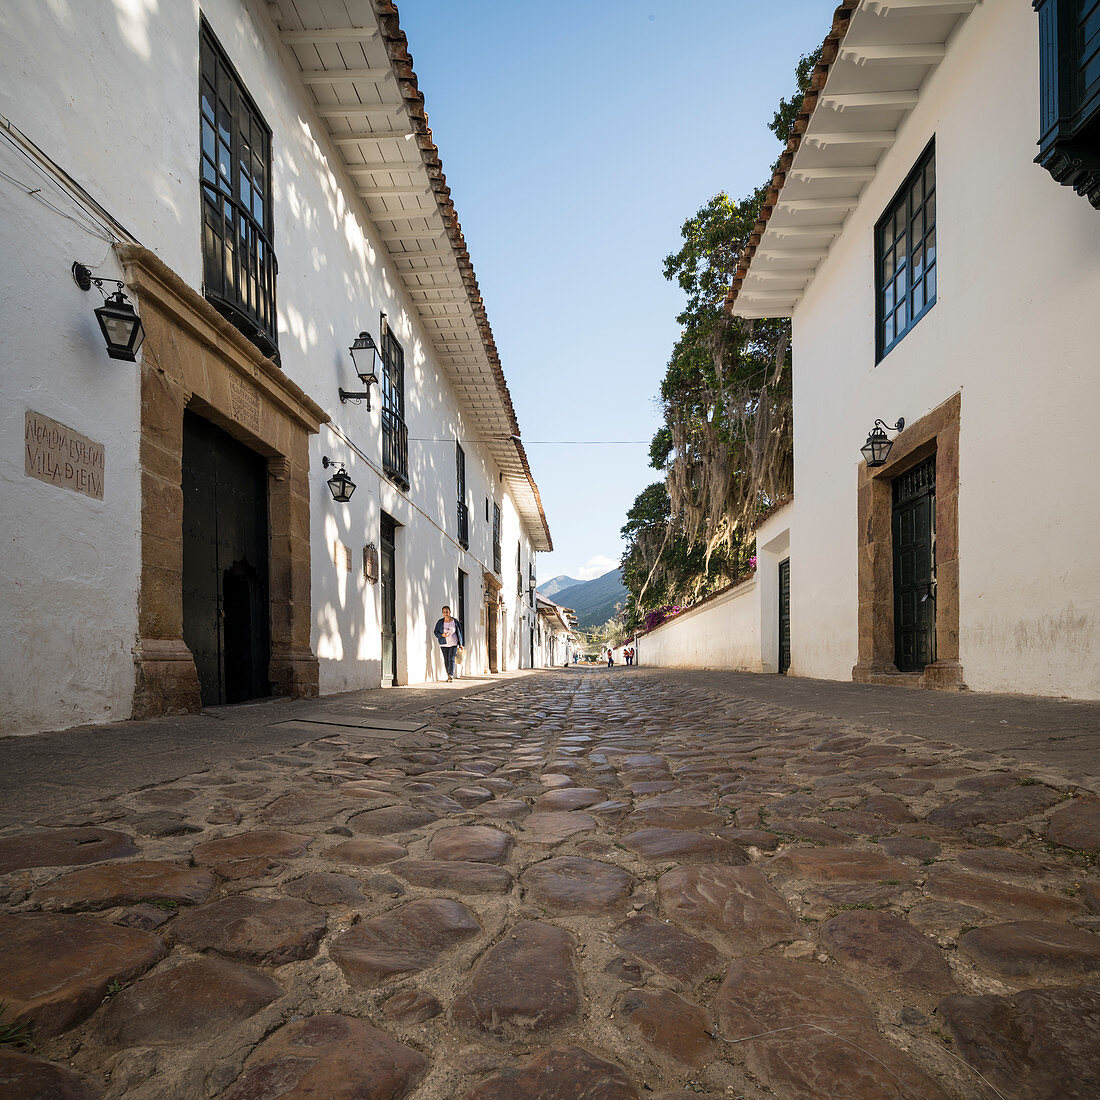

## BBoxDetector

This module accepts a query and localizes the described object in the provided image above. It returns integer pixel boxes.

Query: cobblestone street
[1,669,1099,1098]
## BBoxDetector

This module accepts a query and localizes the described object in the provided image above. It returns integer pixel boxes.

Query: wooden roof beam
[346,162,421,175]
[838,43,946,64]
[820,91,920,111]
[333,131,415,145]
[804,131,896,149]
[299,67,392,83]
[281,27,378,44]
[777,197,859,212]
[768,224,845,238]
[317,107,402,121]
[357,185,430,198]
[865,0,977,14]
[789,165,877,181]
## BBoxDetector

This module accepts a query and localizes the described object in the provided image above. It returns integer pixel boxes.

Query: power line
[407,437,650,445]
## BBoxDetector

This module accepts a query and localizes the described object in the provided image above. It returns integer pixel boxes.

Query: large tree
[620,50,819,614]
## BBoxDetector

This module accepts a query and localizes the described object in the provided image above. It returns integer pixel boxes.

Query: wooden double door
[181,411,270,706]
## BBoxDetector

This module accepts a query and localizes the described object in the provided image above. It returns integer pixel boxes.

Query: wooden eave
[727,0,980,320]
[267,0,551,551]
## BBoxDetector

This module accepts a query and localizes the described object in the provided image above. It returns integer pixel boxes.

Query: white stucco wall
[789,2,1100,698]
[610,505,792,675]
[0,147,141,735]
[0,0,548,729]
[619,578,763,672]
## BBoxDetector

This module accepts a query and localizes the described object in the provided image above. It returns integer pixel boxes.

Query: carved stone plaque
[332,540,352,572]
[230,378,260,434]
[25,410,105,499]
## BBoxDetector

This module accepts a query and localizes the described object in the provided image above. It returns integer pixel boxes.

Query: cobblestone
[1,668,1098,1096]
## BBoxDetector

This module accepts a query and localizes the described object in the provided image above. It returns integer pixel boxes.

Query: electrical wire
[1,114,131,245]
[405,437,650,445]
[0,166,116,245]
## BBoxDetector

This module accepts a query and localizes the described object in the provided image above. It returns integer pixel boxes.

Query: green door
[778,559,791,674]
[892,456,936,672]
[380,513,397,686]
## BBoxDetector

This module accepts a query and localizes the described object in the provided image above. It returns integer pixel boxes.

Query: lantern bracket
[860,416,906,469]
[72,262,123,298]
[873,417,905,434]
[338,386,373,409]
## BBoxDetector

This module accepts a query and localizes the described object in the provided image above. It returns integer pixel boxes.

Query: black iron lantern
[861,417,905,468]
[322,456,356,503]
[73,262,145,362]
[339,331,379,407]
[94,289,145,361]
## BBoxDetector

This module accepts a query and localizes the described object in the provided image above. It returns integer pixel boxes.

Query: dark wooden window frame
[492,503,501,575]
[380,318,409,490]
[875,139,937,362]
[1034,0,1100,208]
[456,441,468,549]
[199,19,278,359]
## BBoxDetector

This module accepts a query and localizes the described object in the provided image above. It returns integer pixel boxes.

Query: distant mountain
[552,569,628,631]
[537,575,582,598]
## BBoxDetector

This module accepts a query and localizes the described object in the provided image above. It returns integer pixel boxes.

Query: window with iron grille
[381,322,409,489]
[492,503,501,574]
[875,141,936,361]
[200,21,278,359]
[1034,0,1100,208]
[456,441,468,549]
[517,543,523,596]
[457,569,467,631]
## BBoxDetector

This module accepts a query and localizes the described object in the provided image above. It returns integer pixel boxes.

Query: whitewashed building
[727,0,1100,699]
[0,0,551,735]
[536,594,578,668]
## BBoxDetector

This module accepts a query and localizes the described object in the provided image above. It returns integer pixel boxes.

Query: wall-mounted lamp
[339,331,379,407]
[322,456,356,502]
[860,417,905,468]
[72,262,145,362]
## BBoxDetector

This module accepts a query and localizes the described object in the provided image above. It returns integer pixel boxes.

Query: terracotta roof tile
[725,1,858,314]
[374,1,552,550]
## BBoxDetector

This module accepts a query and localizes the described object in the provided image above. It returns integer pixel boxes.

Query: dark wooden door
[380,513,397,686]
[778,558,791,674]
[182,411,270,706]
[892,456,936,672]
[486,602,498,672]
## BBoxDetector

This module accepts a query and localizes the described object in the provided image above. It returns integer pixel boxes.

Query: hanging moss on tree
[620,50,819,616]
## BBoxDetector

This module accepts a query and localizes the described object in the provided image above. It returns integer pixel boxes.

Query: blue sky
[396,1,830,582]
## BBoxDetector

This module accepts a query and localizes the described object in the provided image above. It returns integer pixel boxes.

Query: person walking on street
[433,605,463,682]
[607,650,614,668]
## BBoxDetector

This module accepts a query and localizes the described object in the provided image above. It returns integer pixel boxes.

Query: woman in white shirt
[433,605,464,682]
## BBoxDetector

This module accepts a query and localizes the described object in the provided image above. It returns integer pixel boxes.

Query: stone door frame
[120,246,327,718]
[853,391,966,691]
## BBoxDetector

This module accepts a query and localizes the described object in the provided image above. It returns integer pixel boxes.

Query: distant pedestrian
[626,647,634,666]
[433,604,463,682]
[607,650,614,668]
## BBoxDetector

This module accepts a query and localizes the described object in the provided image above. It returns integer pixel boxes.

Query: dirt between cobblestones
[0,669,1098,1098]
